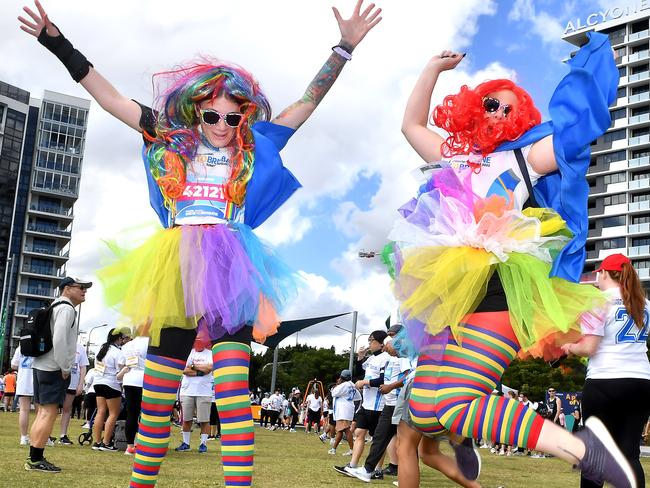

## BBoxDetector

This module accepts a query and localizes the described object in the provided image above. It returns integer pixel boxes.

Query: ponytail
[96,328,123,362]
[609,264,647,329]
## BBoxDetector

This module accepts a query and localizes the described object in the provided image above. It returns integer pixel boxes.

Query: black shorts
[329,414,336,426]
[94,384,122,400]
[33,369,70,406]
[354,406,382,436]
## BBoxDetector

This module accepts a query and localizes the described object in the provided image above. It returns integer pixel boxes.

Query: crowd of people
[9,0,650,487]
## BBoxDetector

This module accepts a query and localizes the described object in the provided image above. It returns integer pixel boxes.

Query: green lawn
[1,412,647,487]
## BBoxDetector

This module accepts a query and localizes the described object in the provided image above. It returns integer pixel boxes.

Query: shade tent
[257,312,352,349]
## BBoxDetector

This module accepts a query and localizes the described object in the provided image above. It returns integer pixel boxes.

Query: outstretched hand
[18,0,58,38]
[428,50,466,71]
[332,0,382,51]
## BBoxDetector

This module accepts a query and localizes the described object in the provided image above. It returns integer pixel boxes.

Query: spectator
[344,326,412,481]
[572,409,583,433]
[267,389,283,431]
[58,342,89,445]
[289,389,301,432]
[82,366,96,428]
[3,369,17,412]
[117,334,148,455]
[175,338,213,453]
[330,369,357,455]
[260,393,270,428]
[209,399,221,440]
[26,276,90,472]
[304,387,323,434]
[11,345,34,445]
[92,327,130,451]
[547,387,562,425]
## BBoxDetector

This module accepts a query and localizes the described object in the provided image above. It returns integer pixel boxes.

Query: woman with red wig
[19,0,381,484]
[390,34,636,488]
[562,254,650,488]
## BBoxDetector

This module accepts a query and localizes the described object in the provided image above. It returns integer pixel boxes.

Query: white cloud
[2,0,507,348]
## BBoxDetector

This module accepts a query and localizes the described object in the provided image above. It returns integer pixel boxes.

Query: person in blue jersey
[19,1,382,485]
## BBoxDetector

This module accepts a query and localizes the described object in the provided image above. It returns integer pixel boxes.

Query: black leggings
[581,377,650,488]
[123,385,143,445]
[210,402,221,435]
[84,392,96,421]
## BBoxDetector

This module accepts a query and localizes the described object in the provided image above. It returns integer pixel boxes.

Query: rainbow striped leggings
[129,328,254,487]
[408,311,544,448]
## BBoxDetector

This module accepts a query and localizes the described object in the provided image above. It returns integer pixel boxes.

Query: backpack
[19,301,74,357]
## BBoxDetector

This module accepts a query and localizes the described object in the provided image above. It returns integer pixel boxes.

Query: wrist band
[332,45,352,61]
[38,24,93,83]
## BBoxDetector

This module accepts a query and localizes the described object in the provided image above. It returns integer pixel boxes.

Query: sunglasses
[199,109,243,128]
[482,97,512,117]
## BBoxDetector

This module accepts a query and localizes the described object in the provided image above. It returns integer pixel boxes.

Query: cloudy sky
[1,0,621,353]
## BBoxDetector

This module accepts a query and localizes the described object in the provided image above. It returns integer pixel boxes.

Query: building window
[611,108,626,121]
[602,215,626,228]
[632,193,650,202]
[633,215,650,224]
[604,172,626,185]
[601,238,626,249]
[632,171,650,180]
[633,237,650,247]
[597,150,626,164]
[618,86,627,98]
[604,193,626,205]
[635,260,650,269]
[603,129,626,143]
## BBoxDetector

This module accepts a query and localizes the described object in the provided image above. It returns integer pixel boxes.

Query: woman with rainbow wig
[391,37,637,488]
[19,0,381,485]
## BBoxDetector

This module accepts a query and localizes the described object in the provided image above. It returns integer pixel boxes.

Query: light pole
[85,323,109,356]
[334,321,369,372]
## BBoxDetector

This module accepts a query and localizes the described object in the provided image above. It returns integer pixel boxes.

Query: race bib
[94,362,106,375]
[178,183,227,202]
[125,354,139,367]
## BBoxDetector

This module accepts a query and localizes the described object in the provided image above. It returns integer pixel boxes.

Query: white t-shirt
[584,287,650,380]
[69,343,90,391]
[174,143,244,225]
[94,345,124,392]
[84,368,96,394]
[306,393,323,412]
[180,348,213,397]
[11,347,34,397]
[331,381,357,421]
[383,356,412,407]
[440,144,540,211]
[269,393,283,412]
[361,351,391,411]
[120,337,149,388]
[261,397,270,409]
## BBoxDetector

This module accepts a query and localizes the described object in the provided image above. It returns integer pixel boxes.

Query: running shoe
[328,448,336,455]
[58,435,73,446]
[345,465,371,482]
[382,464,398,476]
[124,446,136,455]
[198,443,208,454]
[175,442,191,452]
[333,464,355,477]
[99,442,118,452]
[450,438,481,481]
[24,457,62,473]
[576,417,636,488]
[91,442,102,450]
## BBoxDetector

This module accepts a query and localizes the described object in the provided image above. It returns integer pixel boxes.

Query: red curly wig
[433,79,541,157]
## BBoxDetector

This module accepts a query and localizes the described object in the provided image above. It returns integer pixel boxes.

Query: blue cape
[143,121,301,230]
[496,31,618,283]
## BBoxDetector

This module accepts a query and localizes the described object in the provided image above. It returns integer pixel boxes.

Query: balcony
[14,308,29,317]
[31,182,78,198]
[630,134,650,146]
[18,285,55,297]
[29,204,73,218]
[630,155,650,168]
[629,92,650,104]
[26,223,71,237]
[629,113,650,124]
[630,30,649,42]
[630,245,650,257]
[38,140,82,156]
[630,178,650,190]
[629,50,650,63]
[630,200,650,212]
[629,71,650,83]
[22,264,64,278]
[638,268,650,279]
[629,223,650,234]
[23,244,69,259]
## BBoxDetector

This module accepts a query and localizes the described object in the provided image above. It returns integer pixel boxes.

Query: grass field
[1,412,647,487]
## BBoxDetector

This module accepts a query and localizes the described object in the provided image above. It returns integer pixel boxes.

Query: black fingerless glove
[37,24,93,83]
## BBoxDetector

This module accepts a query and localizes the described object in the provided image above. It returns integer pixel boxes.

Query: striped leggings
[408,311,545,448]
[130,328,254,487]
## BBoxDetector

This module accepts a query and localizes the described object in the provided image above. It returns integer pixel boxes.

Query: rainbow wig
[144,59,272,211]
[433,79,541,157]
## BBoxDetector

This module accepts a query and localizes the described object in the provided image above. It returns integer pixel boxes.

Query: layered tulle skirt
[97,223,300,347]
[386,168,605,359]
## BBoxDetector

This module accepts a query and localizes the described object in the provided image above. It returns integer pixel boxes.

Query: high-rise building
[0,80,89,366]
[563,7,650,293]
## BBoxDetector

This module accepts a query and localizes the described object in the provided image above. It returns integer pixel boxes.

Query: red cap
[596,253,631,272]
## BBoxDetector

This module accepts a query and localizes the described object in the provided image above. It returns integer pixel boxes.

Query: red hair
[433,79,541,157]
[607,263,648,329]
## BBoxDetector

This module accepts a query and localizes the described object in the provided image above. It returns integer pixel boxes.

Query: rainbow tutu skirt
[97,222,300,347]
[386,168,605,359]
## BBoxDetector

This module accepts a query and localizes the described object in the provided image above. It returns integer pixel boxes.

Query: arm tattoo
[275,52,348,122]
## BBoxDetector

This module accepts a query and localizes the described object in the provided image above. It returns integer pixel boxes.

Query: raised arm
[19,0,142,131]
[402,51,464,162]
[272,0,382,130]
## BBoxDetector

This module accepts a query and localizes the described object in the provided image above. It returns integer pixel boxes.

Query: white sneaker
[289,428,296,432]
[46,438,55,447]
[342,449,353,456]
[393,482,399,487]
[328,448,336,455]
[20,436,29,445]
[345,466,371,483]
[81,422,90,429]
